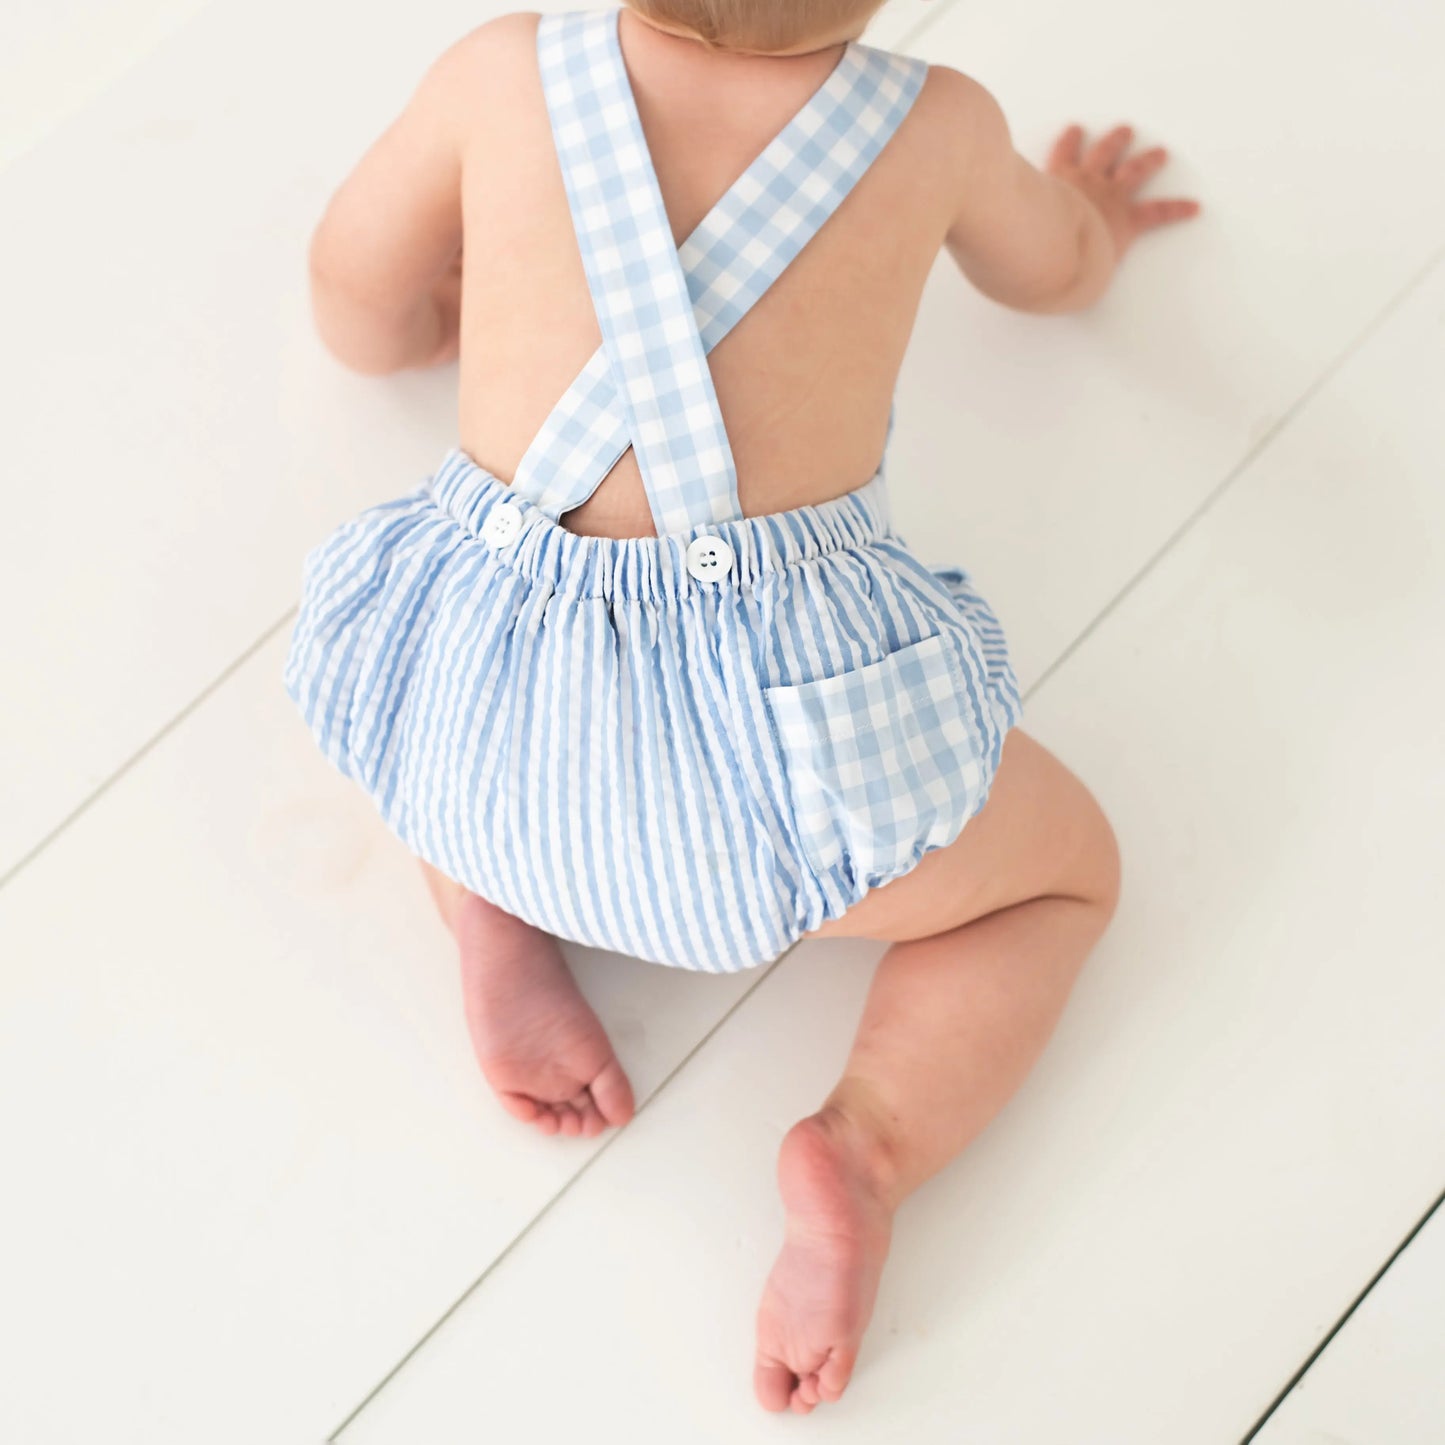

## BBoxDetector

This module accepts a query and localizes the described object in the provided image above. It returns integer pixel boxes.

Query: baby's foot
[455,891,635,1138]
[754,1106,896,1414]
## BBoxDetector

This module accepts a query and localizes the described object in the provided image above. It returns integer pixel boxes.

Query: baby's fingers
[1084,123,1134,174]
[1048,123,1084,170]
[1133,197,1202,231]
[1114,145,1169,191]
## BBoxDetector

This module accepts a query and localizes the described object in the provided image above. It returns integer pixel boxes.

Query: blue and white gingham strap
[519,11,927,534]
[536,10,740,534]
[680,41,926,348]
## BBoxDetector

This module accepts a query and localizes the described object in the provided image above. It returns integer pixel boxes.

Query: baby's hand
[1047,124,1200,262]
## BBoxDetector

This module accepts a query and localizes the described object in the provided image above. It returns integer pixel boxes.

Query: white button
[685,534,734,582]
[482,501,522,548]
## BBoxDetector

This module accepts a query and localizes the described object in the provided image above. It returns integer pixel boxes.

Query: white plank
[0,637,756,1443]
[0,0,210,171]
[890,0,1445,689]
[1255,1201,1445,1445]
[331,256,1445,1442]
[6,0,1444,886]
[863,0,953,49]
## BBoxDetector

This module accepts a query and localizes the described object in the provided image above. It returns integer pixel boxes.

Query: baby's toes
[589,1057,635,1128]
[574,1094,607,1137]
[817,1346,858,1403]
[553,1101,586,1137]
[753,1355,795,1413]
[499,1091,542,1125]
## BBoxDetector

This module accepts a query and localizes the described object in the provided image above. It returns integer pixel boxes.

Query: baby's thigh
[806,730,1119,945]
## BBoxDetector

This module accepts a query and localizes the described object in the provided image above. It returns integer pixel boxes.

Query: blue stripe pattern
[285,450,1022,972]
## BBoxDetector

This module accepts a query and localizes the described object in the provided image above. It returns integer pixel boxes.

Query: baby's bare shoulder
[445,9,544,62]
[420,11,545,116]
[907,62,1011,160]
[881,60,1016,221]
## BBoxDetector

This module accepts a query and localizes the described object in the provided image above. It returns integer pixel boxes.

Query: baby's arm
[306,33,479,374]
[932,68,1199,314]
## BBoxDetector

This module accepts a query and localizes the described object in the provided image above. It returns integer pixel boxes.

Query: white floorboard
[332,254,1445,1444]
[0,0,209,170]
[863,0,943,49]
[1254,1198,1445,1445]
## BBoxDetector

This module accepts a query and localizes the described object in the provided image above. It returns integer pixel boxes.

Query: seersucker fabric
[284,8,1023,972]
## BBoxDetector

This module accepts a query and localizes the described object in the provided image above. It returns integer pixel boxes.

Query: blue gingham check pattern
[537,10,739,533]
[519,10,926,534]
[763,634,988,882]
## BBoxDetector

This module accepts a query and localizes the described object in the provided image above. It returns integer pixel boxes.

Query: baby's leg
[420,858,467,933]
[754,732,1120,1413]
[418,861,635,1138]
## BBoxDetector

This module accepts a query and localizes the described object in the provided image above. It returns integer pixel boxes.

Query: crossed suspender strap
[520,10,926,536]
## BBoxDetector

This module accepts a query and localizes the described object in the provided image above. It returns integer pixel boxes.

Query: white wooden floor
[2,1,1441,1441]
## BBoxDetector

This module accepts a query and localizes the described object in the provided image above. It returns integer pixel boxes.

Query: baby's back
[452,10,961,538]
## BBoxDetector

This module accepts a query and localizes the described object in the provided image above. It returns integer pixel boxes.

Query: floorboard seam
[0,604,299,897]
[883,0,960,49]
[1027,239,1445,702]
[1238,1183,1445,1442]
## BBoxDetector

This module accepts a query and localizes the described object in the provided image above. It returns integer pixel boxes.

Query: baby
[289,0,1198,1416]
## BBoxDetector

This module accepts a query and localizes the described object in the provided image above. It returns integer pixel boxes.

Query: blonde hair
[624,0,888,53]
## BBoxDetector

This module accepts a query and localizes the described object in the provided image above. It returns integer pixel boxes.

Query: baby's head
[623,0,891,55]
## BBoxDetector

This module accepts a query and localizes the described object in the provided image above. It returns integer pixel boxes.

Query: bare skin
[311,0,1195,1415]
[753,730,1120,1412]
[422,870,635,1138]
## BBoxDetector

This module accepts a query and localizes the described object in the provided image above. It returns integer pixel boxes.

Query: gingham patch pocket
[763,633,988,885]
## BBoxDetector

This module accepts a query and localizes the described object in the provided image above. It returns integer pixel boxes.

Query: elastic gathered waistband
[426,446,895,603]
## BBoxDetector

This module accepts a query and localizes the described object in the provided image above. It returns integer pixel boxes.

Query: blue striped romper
[284,8,1023,973]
